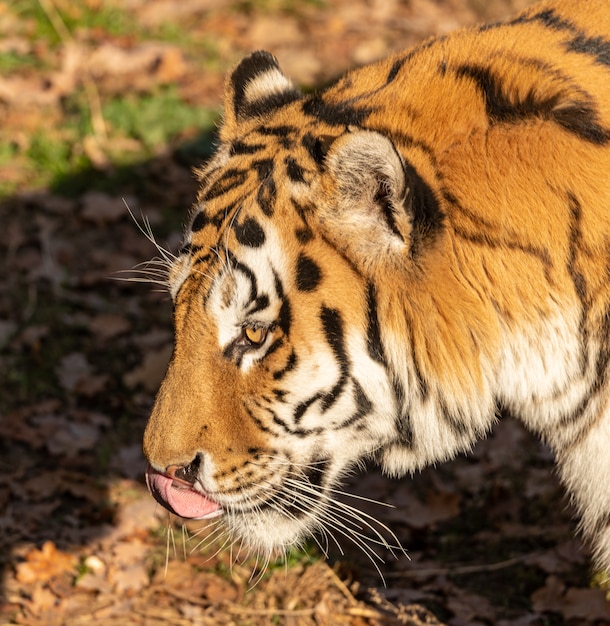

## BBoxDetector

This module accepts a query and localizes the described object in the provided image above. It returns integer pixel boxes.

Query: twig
[36,0,108,140]
[225,605,317,617]
[385,552,541,578]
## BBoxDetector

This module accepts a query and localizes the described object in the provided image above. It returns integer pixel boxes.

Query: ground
[1,0,610,625]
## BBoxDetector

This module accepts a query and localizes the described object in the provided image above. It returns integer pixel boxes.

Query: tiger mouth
[145,465,223,520]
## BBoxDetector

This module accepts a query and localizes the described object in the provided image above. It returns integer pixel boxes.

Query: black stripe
[264,337,284,359]
[272,270,292,336]
[257,175,277,217]
[240,90,301,120]
[456,63,559,124]
[455,63,610,145]
[403,158,445,251]
[386,58,406,84]
[295,227,314,244]
[366,284,385,364]
[296,254,322,292]
[302,94,373,126]
[515,9,610,69]
[438,398,471,439]
[252,158,274,181]
[455,226,554,283]
[292,307,350,424]
[257,125,297,137]
[565,193,590,386]
[278,298,291,336]
[228,253,258,304]
[230,141,265,155]
[333,380,372,429]
[518,8,574,31]
[302,133,335,167]
[244,405,273,434]
[392,378,414,447]
[248,294,270,314]
[294,393,322,424]
[567,34,610,67]
[190,211,209,232]
[285,156,306,183]
[273,350,297,380]
[302,458,330,489]
[234,216,266,247]
[319,307,349,412]
[202,168,248,201]
[207,198,241,229]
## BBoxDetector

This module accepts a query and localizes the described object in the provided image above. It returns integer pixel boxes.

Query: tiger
[143,0,610,575]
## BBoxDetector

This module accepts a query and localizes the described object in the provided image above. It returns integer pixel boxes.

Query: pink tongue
[145,466,222,519]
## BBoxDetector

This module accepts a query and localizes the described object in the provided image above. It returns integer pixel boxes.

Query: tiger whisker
[261,487,390,582]
[258,481,389,569]
[124,201,177,265]
[282,476,405,557]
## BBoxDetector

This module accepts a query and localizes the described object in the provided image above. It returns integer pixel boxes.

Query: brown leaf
[80,191,127,225]
[393,488,461,529]
[107,562,149,593]
[88,313,132,340]
[531,576,610,620]
[562,587,610,620]
[123,344,172,391]
[16,542,77,585]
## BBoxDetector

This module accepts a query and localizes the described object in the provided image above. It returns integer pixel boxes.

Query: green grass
[0,50,44,73]
[13,0,141,45]
[10,87,219,194]
[2,1,222,195]
[103,87,218,153]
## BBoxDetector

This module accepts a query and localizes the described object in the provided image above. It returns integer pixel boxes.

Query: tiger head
[143,51,447,555]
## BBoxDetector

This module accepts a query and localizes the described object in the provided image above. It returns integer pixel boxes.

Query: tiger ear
[220,50,302,140]
[319,130,444,274]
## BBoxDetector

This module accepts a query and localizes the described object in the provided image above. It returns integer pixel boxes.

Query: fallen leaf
[108,562,149,593]
[47,421,102,456]
[29,584,58,614]
[123,344,172,391]
[562,587,610,620]
[15,541,78,585]
[80,191,129,225]
[88,313,132,339]
[531,576,610,620]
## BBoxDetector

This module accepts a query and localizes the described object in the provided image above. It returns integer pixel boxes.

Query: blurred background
[2,1,608,625]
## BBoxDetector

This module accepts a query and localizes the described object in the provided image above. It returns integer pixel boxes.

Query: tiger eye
[244,326,267,345]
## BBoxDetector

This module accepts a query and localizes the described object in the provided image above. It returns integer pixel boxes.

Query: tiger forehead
[189,129,329,248]
[204,127,322,193]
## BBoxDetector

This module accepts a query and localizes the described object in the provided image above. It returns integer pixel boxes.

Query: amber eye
[243,326,268,346]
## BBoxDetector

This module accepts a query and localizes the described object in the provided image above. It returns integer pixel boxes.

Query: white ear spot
[244,69,296,106]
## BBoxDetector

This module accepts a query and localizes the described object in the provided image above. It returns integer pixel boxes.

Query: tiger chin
[143,0,610,574]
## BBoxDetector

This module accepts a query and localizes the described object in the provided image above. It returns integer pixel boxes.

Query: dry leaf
[16,541,78,584]
[561,587,610,620]
[108,562,149,593]
[123,344,173,391]
[80,191,127,225]
[88,313,132,339]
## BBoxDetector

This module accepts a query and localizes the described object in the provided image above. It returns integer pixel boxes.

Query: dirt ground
[1,0,610,624]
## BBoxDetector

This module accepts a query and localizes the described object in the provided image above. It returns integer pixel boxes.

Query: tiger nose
[166,455,201,484]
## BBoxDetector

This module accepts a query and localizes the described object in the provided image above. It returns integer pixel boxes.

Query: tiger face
[143,115,414,552]
[144,0,610,572]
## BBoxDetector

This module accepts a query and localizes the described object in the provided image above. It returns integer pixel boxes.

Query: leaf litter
[1,0,609,625]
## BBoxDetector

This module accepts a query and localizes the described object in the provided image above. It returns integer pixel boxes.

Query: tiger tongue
[145,465,222,519]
